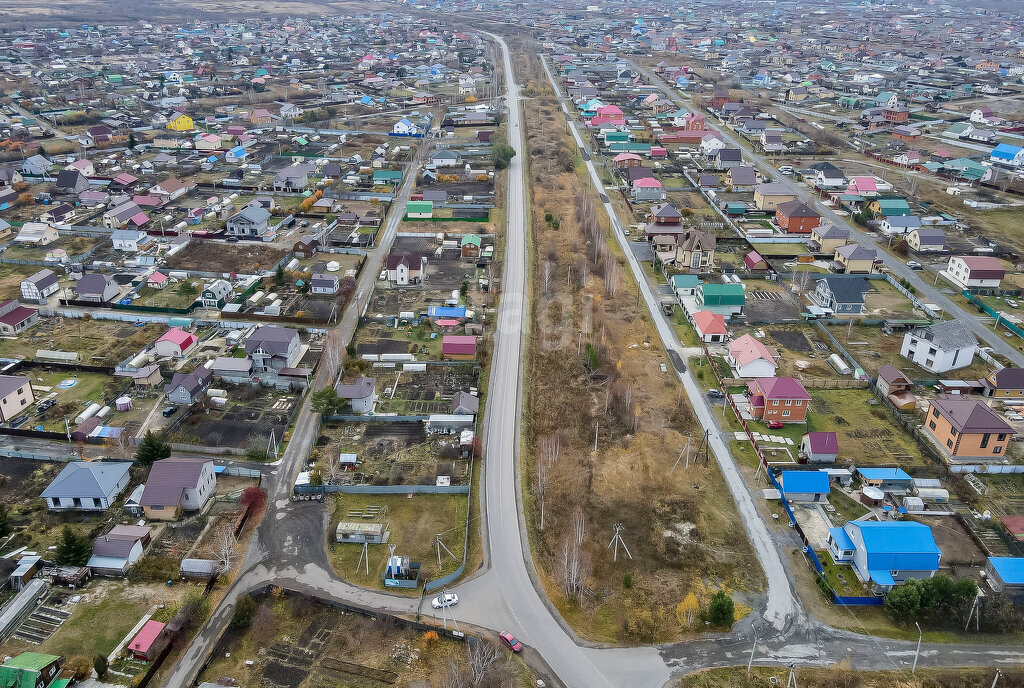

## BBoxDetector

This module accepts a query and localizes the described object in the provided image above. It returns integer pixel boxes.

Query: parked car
[707,389,724,399]
[162,406,179,418]
[1008,299,1020,309]
[766,420,784,429]
[226,236,239,243]
[906,260,923,270]
[498,631,523,653]
[431,593,459,609]
[9,415,28,428]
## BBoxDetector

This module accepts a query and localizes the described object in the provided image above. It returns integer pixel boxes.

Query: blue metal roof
[988,557,1024,584]
[428,306,466,318]
[856,467,911,481]
[829,526,855,551]
[991,143,1022,160]
[847,521,941,574]
[780,470,830,495]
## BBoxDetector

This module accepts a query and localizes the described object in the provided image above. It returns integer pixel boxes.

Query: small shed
[859,485,885,507]
[335,521,385,544]
[10,556,40,590]
[179,558,217,580]
[128,620,169,661]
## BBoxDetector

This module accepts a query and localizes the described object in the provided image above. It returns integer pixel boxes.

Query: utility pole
[786,663,798,688]
[912,621,922,674]
[992,669,1002,688]
[356,541,370,575]
[607,523,632,562]
[747,631,757,675]
[433,533,457,571]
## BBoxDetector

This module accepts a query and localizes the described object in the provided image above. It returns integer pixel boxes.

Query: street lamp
[912,621,922,674]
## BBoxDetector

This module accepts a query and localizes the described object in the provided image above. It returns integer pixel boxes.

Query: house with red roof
[727,334,779,378]
[128,620,169,661]
[691,310,727,343]
[442,335,477,361]
[743,250,769,271]
[943,256,1004,289]
[154,327,197,359]
[748,377,811,423]
[613,153,642,169]
[147,271,169,289]
[0,299,38,336]
[632,177,665,202]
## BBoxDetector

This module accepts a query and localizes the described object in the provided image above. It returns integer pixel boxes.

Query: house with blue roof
[779,470,830,503]
[827,521,941,592]
[428,305,466,319]
[990,143,1024,167]
[856,466,913,491]
[985,557,1024,599]
[225,145,248,164]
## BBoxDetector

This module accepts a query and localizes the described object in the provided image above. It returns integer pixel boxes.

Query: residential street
[628,61,1024,369]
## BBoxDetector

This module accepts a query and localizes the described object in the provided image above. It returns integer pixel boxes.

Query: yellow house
[166,113,194,132]
[0,375,34,422]
[982,368,1024,398]
[832,243,876,274]
[753,183,797,211]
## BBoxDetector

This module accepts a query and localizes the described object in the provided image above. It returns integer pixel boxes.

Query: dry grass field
[514,41,763,644]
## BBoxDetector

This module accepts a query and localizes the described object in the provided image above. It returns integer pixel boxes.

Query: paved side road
[629,61,1024,369]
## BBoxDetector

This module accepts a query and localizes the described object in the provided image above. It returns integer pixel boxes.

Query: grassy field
[817,551,871,597]
[827,489,870,526]
[27,368,124,431]
[326,492,469,591]
[133,279,202,309]
[0,579,192,661]
[1,235,102,262]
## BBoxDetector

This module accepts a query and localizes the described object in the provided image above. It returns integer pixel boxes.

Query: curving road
[164,34,1024,688]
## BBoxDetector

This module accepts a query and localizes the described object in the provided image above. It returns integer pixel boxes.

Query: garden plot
[164,239,287,275]
[176,387,297,449]
[0,319,164,365]
[199,593,534,688]
[316,420,471,487]
[731,324,838,378]
[742,282,802,322]
[374,364,479,415]
[23,367,126,432]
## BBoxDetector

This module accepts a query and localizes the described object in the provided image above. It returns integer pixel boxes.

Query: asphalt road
[628,61,1024,368]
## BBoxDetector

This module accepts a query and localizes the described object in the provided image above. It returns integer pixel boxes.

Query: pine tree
[135,430,170,466]
[54,525,91,566]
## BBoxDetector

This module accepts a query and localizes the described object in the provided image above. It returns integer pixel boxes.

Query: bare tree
[209,524,237,573]
[605,258,620,298]
[542,260,555,294]
[559,506,589,602]
[466,641,500,685]
[321,455,344,486]
[535,434,561,530]
[320,330,344,388]
[440,660,466,688]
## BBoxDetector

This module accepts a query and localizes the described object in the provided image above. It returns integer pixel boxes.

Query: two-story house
[901,319,977,373]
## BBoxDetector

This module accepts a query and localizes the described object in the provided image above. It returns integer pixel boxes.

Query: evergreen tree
[54,525,91,566]
[135,430,170,466]
[707,590,735,627]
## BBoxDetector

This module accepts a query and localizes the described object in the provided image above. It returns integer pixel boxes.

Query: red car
[766,420,784,429]
[498,631,523,653]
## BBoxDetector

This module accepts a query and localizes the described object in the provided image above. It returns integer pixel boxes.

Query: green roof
[374,170,403,181]
[699,283,745,306]
[671,274,700,288]
[3,654,60,672]
[461,234,481,247]
[406,201,433,213]
[0,653,60,688]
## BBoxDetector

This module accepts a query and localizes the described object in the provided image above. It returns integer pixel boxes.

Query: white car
[431,593,459,609]
[906,260,922,270]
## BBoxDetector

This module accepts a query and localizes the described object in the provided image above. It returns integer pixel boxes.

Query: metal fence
[293,483,469,495]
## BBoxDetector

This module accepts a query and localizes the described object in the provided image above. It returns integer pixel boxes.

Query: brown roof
[140,458,211,508]
[929,396,1014,434]
[877,363,911,385]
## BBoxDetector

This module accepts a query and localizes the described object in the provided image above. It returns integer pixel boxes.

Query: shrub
[93,655,108,678]
[707,590,734,627]
[231,595,258,629]
[66,656,92,681]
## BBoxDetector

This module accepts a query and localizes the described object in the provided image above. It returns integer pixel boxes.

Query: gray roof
[815,223,849,239]
[91,533,139,558]
[451,391,479,414]
[140,458,212,507]
[211,356,253,373]
[835,243,876,261]
[76,273,115,296]
[729,166,757,185]
[335,376,376,400]
[164,367,212,397]
[245,326,298,356]
[41,461,133,499]
[25,268,59,290]
[0,374,28,399]
[911,318,977,351]
[818,276,868,304]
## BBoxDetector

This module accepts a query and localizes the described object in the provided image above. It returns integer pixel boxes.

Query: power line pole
[356,540,370,575]
[607,523,632,562]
